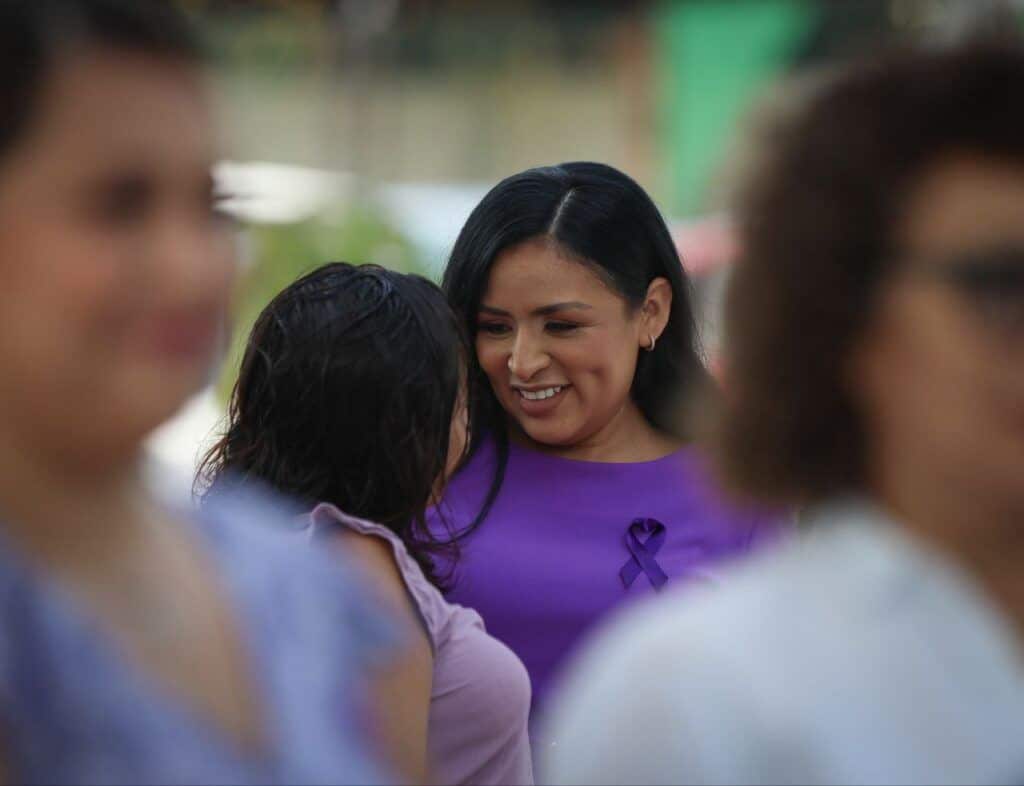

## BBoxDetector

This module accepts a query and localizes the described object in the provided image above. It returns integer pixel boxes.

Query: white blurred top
[543,498,1024,786]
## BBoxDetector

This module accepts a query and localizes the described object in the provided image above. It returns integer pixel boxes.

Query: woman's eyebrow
[477,302,592,316]
[534,302,592,316]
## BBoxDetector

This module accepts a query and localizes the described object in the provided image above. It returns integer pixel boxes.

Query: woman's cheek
[477,343,505,381]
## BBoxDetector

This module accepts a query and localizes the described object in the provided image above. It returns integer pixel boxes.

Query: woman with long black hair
[435,162,783,727]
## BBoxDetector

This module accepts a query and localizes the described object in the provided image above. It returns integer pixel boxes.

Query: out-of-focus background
[148,0,1024,495]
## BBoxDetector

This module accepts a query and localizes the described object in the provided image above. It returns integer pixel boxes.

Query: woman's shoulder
[546,508,1024,784]
[308,503,464,653]
[195,486,397,658]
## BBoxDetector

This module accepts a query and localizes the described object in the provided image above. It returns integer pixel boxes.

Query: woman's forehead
[898,154,1024,261]
[6,49,212,178]
[483,242,619,306]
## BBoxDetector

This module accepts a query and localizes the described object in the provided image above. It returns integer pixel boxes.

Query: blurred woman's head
[0,0,234,469]
[444,162,706,453]
[200,263,470,586]
[716,43,1024,521]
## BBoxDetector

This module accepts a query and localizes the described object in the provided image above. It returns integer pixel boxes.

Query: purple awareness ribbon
[619,517,668,590]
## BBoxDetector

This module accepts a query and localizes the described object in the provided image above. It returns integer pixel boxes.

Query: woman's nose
[507,335,549,380]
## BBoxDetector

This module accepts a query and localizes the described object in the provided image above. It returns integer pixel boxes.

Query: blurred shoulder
[187,484,384,624]
[545,499,1024,784]
[542,520,871,783]
[557,499,905,676]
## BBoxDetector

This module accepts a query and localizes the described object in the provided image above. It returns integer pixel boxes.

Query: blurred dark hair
[714,40,1024,506]
[198,263,470,587]
[0,0,201,161]
[443,161,708,531]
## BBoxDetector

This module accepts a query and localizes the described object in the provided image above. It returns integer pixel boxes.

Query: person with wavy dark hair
[200,262,533,785]
[434,162,783,723]
[0,2,390,783]
[546,41,1024,785]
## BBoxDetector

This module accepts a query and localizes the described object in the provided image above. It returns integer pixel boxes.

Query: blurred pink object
[671,214,739,276]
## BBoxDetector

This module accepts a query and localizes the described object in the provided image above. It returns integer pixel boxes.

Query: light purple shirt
[431,437,784,720]
[310,503,534,786]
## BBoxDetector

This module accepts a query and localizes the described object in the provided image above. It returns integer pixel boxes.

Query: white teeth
[518,386,564,401]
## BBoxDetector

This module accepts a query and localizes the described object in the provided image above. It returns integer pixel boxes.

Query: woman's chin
[514,420,580,450]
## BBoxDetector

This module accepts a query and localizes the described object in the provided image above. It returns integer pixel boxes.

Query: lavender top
[0,488,390,785]
[310,503,534,786]
[432,437,784,717]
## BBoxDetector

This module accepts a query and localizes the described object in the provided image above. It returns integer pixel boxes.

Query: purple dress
[431,437,783,719]
[309,503,534,786]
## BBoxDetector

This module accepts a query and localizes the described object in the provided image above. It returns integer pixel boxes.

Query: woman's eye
[546,321,580,334]
[93,178,151,224]
[478,322,511,336]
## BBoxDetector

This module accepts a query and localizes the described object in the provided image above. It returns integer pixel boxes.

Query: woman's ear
[639,277,673,348]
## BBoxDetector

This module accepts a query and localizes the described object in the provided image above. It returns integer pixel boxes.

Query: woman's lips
[145,311,221,362]
[512,384,571,416]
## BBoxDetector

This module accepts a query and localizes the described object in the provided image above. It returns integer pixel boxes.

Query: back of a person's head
[200,262,468,586]
[715,39,1024,505]
[0,0,201,160]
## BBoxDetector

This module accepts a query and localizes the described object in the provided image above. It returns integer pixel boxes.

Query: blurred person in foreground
[0,2,394,783]
[545,41,1024,785]
[200,263,533,786]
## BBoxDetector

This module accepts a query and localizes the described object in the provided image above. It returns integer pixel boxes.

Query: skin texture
[850,153,1024,639]
[476,237,677,462]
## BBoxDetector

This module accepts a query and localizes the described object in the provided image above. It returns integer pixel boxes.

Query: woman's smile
[511,383,571,416]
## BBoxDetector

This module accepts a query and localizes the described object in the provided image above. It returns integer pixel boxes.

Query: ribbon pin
[619,517,668,590]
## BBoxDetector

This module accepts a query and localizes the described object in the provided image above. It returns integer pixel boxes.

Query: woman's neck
[0,430,151,572]
[511,401,681,463]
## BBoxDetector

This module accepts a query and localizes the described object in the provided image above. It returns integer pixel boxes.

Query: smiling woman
[433,162,786,736]
[474,238,676,455]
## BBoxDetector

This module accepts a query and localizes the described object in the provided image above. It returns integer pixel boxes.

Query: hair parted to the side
[0,0,202,162]
[712,39,1024,507]
[443,161,709,534]
[198,263,471,588]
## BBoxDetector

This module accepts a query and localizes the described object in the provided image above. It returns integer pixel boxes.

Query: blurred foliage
[217,202,429,402]
[201,11,324,73]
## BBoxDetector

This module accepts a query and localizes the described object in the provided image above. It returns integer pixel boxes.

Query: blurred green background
[148,0,1024,480]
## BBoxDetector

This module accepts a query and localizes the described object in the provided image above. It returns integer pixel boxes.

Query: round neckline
[506,436,690,468]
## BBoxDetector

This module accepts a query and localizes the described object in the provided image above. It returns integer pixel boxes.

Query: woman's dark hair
[199,263,470,587]
[714,40,1024,506]
[442,161,708,531]
[0,0,201,161]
